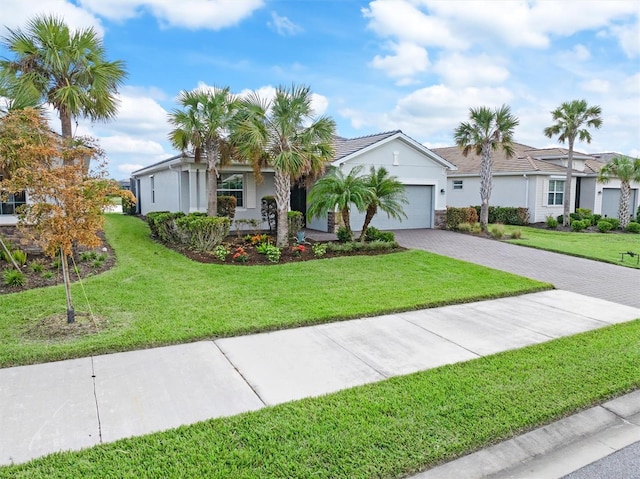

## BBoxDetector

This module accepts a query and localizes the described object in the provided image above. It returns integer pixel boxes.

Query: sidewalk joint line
[90,357,103,444]
[212,341,267,407]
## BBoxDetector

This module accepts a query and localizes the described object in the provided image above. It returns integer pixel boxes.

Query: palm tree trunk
[479,144,493,232]
[359,205,376,242]
[274,169,291,247]
[619,181,631,228]
[59,106,73,139]
[563,139,574,227]
[341,208,353,240]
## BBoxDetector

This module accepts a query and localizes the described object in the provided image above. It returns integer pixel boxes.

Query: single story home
[432,143,639,223]
[130,130,456,231]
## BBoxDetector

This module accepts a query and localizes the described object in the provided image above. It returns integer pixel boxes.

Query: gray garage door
[349,185,433,231]
[602,188,638,220]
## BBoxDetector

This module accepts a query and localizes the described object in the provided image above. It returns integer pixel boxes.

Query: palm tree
[454,105,519,232]
[544,99,603,227]
[0,15,127,139]
[307,165,373,241]
[234,84,336,247]
[358,166,407,241]
[168,87,239,216]
[597,156,640,228]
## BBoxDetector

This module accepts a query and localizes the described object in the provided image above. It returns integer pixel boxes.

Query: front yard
[503,225,640,268]
[0,215,549,368]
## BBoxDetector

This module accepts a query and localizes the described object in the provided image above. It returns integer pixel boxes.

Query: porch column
[189,169,199,213]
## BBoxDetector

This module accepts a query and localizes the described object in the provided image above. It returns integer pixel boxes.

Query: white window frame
[547,179,564,206]
[217,173,244,208]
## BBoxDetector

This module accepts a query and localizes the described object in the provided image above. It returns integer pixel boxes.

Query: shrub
[365,240,399,251]
[472,206,529,225]
[637,205,640,221]
[336,226,351,243]
[446,207,478,230]
[364,227,395,242]
[291,244,305,257]
[28,259,45,273]
[489,224,505,239]
[259,244,281,263]
[510,230,522,239]
[457,222,472,232]
[41,270,54,280]
[605,217,620,230]
[546,215,558,229]
[571,219,588,232]
[213,245,230,261]
[597,220,613,233]
[311,243,327,257]
[174,214,230,252]
[91,257,106,269]
[146,211,185,243]
[470,223,482,234]
[326,241,354,253]
[557,215,564,224]
[287,211,304,240]
[3,269,25,287]
[232,246,248,263]
[79,251,98,262]
[575,208,593,221]
[625,222,640,234]
[233,219,262,238]
[10,249,27,265]
[217,196,237,219]
[592,214,602,225]
[261,196,277,233]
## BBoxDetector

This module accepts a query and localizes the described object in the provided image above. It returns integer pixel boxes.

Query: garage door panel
[349,185,433,230]
[602,188,638,220]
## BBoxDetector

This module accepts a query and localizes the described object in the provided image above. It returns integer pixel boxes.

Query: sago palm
[307,165,373,241]
[168,87,238,216]
[0,15,127,138]
[544,99,602,226]
[454,105,519,232]
[358,166,407,241]
[234,84,336,246]
[597,156,640,228]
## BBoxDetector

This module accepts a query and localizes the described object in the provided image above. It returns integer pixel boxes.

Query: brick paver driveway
[393,229,640,309]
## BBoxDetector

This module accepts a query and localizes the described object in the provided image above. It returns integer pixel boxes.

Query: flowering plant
[232,246,249,262]
[292,244,305,257]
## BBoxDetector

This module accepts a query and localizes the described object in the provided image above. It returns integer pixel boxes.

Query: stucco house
[130,130,456,231]
[433,143,639,223]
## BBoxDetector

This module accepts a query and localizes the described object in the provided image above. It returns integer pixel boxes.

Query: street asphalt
[1,228,639,477]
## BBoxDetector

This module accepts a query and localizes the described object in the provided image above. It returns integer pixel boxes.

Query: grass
[503,225,640,268]
[2,319,638,478]
[0,215,549,368]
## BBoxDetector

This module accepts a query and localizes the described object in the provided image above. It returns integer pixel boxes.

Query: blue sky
[1,0,639,179]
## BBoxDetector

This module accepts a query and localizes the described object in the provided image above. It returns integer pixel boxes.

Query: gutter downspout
[523,174,529,218]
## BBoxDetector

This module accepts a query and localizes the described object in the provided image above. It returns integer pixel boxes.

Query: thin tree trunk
[60,249,75,324]
[274,169,291,247]
[359,205,376,241]
[619,181,631,228]
[341,208,352,240]
[0,235,21,271]
[563,139,574,227]
[206,142,220,217]
[479,144,493,232]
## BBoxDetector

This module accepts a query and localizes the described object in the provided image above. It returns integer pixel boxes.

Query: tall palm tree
[0,15,127,139]
[597,156,640,228]
[544,99,603,226]
[454,105,519,232]
[358,166,407,241]
[234,84,336,246]
[307,165,373,241]
[168,87,239,216]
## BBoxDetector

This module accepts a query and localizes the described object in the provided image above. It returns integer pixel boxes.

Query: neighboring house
[131,130,456,231]
[433,143,639,223]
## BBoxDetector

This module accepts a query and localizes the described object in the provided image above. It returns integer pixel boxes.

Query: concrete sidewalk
[1,290,639,468]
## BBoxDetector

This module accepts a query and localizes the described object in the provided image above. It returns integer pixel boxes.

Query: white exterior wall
[137,169,180,215]
[232,172,275,225]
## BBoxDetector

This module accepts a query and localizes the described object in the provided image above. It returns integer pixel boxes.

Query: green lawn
[0,215,549,368]
[2,320,638,479]
[504,225,640,268]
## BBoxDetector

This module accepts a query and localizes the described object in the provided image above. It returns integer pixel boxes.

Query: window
[150,175,155,203]
[0,174,26,215]
[217,173,243,207]
[548,179,564,206]
[453,180,463,190]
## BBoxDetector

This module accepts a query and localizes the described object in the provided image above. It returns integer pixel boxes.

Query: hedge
[472,206,529,225]
[445,207,478,230]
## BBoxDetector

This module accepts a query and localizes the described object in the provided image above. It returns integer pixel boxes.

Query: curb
[413,389,640,479]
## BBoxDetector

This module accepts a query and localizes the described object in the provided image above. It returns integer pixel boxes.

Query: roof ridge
[342,130,400,141]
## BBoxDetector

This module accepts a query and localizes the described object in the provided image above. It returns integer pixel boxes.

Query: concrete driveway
[393,229,640,308]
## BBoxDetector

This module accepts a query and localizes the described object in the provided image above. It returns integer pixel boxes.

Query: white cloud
[310,93,329,117]
[0,0,104,35]
[611,20,640,58]
[572,44,591,61]
[118,163,146,174]
[99,135,165,155]
[581,79,611,94]
[79,0,264,30]
[268,11,303,36]
[370,42,430,83]
[434,53,509,87]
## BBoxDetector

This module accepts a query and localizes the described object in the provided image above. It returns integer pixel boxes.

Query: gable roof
[433,142,602,176]
[333,130,456,170]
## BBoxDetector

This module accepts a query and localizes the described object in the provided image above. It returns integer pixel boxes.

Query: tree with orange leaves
[0,108,135,323]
